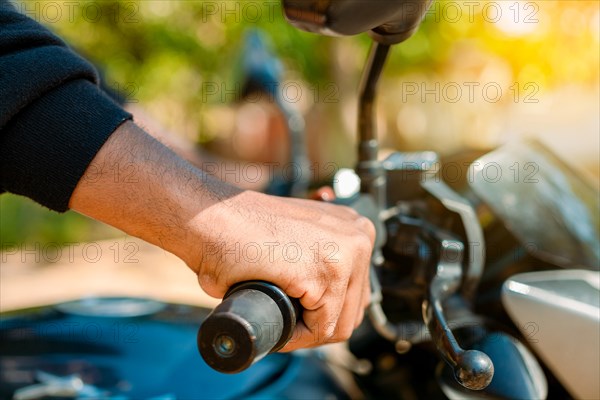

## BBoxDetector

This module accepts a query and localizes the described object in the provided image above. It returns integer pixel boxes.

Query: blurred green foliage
[39,0,600,139]
[1,0,598,245]
[1,194,121,244]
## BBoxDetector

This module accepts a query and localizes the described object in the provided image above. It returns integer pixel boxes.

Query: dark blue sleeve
[0,0,132,212]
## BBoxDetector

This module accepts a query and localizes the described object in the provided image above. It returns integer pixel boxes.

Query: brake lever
[350,45,494,385]
[422,232,494,390]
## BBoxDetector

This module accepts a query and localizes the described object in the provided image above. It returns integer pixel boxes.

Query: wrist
[69,120,242,272]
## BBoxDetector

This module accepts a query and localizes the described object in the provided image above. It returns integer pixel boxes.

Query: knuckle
[323,248,352,280]
[301,285,326,311]
[326,261,344,280]
[339,204,359,216]
[357,216,376,240]
[318,322,336,343]
[350,233,372,260]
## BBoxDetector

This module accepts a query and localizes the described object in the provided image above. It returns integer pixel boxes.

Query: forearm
[69,120,241,270]
[125,104,269,191]
[69,120,374,350]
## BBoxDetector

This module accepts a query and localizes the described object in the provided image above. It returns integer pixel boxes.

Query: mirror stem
[357,42,391,209]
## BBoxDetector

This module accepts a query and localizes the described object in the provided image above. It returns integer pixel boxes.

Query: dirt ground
[0,237,219,312]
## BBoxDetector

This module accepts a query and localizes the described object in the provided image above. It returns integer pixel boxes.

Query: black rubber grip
[197,281,301,373]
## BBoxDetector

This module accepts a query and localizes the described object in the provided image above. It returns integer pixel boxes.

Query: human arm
[70,120,375,350]
[1,1,375,350]
[0,1,131,209]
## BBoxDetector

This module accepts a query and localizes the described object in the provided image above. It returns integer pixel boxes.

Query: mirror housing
[282,0,433,44]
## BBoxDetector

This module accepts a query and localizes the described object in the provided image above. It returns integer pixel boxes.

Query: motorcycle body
[2,1,599,398]
[1,141,597,400]
[342,139,599,400]
[0,298,349,400]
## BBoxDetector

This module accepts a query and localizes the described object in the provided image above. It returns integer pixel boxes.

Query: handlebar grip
[197,281,301,373]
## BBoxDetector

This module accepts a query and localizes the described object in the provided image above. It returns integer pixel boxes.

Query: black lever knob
[197,281,300,373]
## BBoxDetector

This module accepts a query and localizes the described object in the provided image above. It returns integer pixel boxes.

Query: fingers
[282,233,373,351]
[279,323,313,352]
[281,289,352,352]
[357,259,372,328]
[280,204,374,349]
[281,274,369,351]
[335,272,365,341]
[358,214,377,247]
[194,192,375,352]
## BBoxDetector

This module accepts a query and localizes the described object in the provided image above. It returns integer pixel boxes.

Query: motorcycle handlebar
[197,281,301,373]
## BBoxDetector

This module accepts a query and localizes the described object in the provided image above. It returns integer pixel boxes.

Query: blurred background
[1,0,598,253]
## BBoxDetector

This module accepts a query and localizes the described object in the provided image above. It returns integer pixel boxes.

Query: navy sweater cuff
[0,79,132,212]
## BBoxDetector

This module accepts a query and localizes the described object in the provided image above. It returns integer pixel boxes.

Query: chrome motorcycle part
[382,151,439,204]
[437,330,548,399]
[356,42,390,210]
[422,232,493,390]
[13,371,105,400]
[502,269,600,400]
[421,177,486,299]
[352,38,493,391]
[197,281,300,373]
[55,297,166,317]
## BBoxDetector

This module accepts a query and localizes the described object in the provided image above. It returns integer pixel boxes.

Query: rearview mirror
[282,0,433,44]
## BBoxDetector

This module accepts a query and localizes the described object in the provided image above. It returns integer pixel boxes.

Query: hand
[70,121,375,351]
[193,191,375,351]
